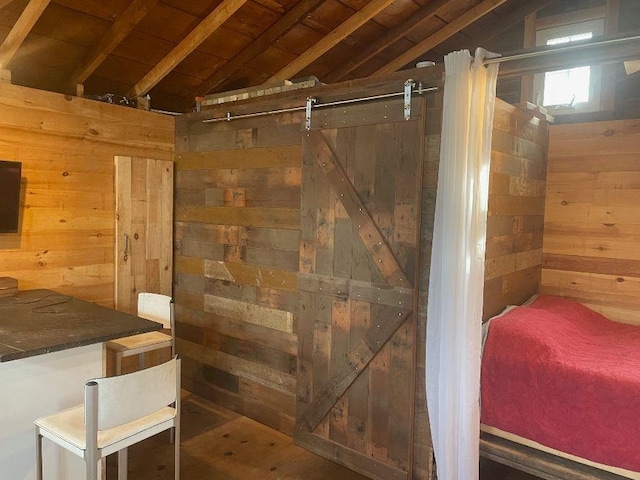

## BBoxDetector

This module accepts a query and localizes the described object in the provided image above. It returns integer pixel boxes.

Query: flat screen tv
[0,160,22,233]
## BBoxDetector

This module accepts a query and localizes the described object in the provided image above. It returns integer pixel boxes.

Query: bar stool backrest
[137,292,173,330]
[89,356,178,430]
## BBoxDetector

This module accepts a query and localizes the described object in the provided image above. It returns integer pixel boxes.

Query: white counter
[0,343,103,480]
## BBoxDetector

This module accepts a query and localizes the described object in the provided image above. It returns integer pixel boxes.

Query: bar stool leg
[35,427,43,480]
[118,448,128,480]
[115,352,123,376]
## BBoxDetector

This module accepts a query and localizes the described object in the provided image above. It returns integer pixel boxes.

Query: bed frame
[480,432,632,480]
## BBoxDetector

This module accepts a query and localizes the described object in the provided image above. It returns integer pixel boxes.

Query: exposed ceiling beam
[193,0,325,98]
[327,0,449,82]
[69,0,159,86]
[128,0,248,98]
[266,0,395,83]
[373,0,510,76]
[425,0,553,64]
[0,0,50,69]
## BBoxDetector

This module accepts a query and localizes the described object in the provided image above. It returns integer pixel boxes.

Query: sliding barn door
[114,156,174,313]
[297,97,425,479]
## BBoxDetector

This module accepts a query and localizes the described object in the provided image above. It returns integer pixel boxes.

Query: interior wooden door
[114,156,174,313]
[297,96,425,480]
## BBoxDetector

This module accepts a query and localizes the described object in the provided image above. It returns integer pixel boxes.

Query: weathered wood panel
[297,117,423,479]
[542,118,640,324]
[483,100,550,320]
[0,83,174,306]
[176,68,443,479]
[174,101,303,437]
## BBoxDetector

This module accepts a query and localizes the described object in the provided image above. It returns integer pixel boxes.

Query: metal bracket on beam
[305,96,317,130]
[404,79,415,120]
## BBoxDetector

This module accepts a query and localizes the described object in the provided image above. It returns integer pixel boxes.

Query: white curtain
[426,48,499,480]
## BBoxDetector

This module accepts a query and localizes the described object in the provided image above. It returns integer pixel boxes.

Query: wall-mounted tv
[0,160,22,233]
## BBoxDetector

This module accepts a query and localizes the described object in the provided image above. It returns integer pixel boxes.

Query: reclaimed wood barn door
[114,156,174,313]
[297,96,425,479]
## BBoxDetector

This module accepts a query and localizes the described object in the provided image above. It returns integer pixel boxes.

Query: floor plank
[106,390,540,479]
[106,391,369,479]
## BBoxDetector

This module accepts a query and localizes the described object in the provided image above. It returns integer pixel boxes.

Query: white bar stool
[34,356,181,480]
[107,292,175,375]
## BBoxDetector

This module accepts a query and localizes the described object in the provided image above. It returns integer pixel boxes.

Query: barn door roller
[404,79,415,121]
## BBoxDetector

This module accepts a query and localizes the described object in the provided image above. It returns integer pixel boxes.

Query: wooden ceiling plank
[327,0,449,82]
[193,0,325,98]
[0,0,51,69]
[266,0,395,83]
[0,0,15,10]
[128,0,248,97]
[70,0,160,86]
[466,0,554,47]
[373,0,511,76]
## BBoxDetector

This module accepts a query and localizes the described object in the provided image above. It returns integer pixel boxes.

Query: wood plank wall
[542,119,640,324]
[174,108,303,434]
[0,83,174,305]
[483,101,550,320]
[174,68,444,479]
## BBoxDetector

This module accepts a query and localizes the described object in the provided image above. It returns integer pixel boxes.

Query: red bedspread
[481,295,640,472]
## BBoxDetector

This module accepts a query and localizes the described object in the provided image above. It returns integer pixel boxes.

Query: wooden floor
[106,391,369,480]
[106,390,539,479]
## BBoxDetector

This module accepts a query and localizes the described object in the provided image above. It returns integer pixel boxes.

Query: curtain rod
[484,33,640,65]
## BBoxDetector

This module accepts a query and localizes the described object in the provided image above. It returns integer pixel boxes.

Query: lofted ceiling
[0,0,635,113]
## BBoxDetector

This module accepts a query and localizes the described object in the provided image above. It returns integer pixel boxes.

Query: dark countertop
[0,289,161,362]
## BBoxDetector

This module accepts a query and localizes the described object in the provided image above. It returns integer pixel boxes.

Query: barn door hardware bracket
[305,96,317,130]
[404,79,415,120]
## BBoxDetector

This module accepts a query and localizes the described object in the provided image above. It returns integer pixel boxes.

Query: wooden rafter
[424,0,553,75]
[0,0,50,69]
[466,0,555,47]
[128,0,248,98]
[266,0,395,83]
[69,0,160,86]
[373,0,510,76]
[327,0,449,82]
[193,0,325,98]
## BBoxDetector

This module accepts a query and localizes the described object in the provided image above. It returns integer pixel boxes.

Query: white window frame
[532,18,606,115]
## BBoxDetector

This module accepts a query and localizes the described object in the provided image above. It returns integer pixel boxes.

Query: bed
[480,294,640,480]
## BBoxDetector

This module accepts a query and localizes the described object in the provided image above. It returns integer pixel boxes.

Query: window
[532,18,605,114]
